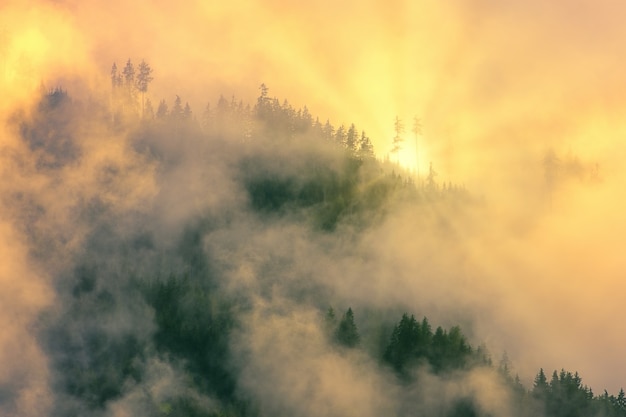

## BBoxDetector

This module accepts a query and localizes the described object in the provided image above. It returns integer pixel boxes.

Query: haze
[2,0,626,415]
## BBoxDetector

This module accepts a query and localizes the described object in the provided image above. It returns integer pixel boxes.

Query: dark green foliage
[18,88,81,169]
[447,398,478,417]
[383,314,431,373]
[60,333,143,407]
[383,314,475,375]
[42,261,149,410]
[157,396,234,417]
[334,308,360,348]
[145,274,236,400]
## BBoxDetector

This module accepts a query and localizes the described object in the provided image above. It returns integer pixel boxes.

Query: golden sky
[3,0,626,398]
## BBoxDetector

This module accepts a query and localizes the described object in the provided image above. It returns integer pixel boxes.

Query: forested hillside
[2,62,622,417]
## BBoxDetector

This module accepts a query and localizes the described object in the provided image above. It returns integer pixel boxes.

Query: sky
[2,0,626,414]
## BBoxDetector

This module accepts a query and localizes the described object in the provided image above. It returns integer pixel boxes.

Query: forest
[1,59,621,417]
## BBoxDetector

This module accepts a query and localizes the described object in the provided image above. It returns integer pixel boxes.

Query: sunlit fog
[2,1,626,416]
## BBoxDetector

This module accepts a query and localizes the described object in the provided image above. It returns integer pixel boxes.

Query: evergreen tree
[334,125,346,147]
[358,131,374,160]
[183,102,192,120]
[412,116,422,177]
[144,98,154,120]
[346,123,358,151]
[322,120,334,141]
[426,162,438,192]
[324,307,337,336]
[391,116,404,161]
[383,313,419,372]
[156,99,168,119]
[171,95,183,120]
[122,59,135,96]
[110,62,119,90]
[135,59,153,118]
[335,307,359,348]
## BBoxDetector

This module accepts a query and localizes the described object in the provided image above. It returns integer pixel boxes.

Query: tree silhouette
[136,60,153,118]
[391,116,404,162]
[412,116,422,178]
[335,307,360,348]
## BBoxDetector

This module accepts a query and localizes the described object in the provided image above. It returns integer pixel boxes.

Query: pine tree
[122,59,135,97]
[183,102,192,120]
[412,116,422,177]
[334,125,346,147]
[135,60,153,118]
[346,123,358,151]
[110,62,118,90]
[171,95,183,120]
[335,308,359,348]
[156,99,168,119]
[358,131,374,160]
[383,313,419,371]
[391,116,404,161]
[322,120,334,141]
[324,307,337,336]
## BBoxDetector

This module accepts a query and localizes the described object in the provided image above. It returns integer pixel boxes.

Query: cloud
[1,1,626,415]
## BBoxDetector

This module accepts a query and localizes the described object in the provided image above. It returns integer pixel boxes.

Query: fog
[2,0,626,416]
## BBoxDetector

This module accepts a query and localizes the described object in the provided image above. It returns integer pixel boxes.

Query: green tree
[335,125,346,147]
[358,131,374,160]
[324,307,337,336]
[335,307,360,348]
[346,123,358,151]
[533,368,549,396]
[383,313,419,372]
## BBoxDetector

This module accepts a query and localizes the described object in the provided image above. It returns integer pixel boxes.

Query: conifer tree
[391,116,404,162]
[156,99,168,119]
[136,60,153,118]
[346,123,358,151]
[412,116,422,177]
[335,307,359,348]
[171,95,183,120]
[122,59,135,97]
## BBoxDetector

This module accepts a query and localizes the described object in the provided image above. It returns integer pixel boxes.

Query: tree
[171,95,183,120]
[335,307,359,348]
[383,313,419,372]
[358,131,374,160]
[135,60,153,118]
[183,102,192,120]
[324,307,337,336]
[156,99,168,119]
[533,368,548,392]
[122,59,135,97]
[412,116,422,177]
[426,162,438,192]
[617,389,626,410]
[391,116,404,161]
[256,83,270,119]
[334,125,346,147]
[346,123,358,151]
[110,62,119,90]
[322,120,334,141]
[144,98,154,120]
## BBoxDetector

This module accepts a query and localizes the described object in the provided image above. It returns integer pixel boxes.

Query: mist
[2,0,626,416]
